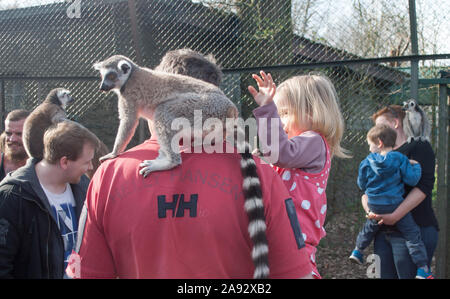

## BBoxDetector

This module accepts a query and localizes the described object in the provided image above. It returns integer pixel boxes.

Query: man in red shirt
[76,135,313,278]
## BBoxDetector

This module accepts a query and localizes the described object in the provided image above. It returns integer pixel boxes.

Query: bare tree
[292,0,328,39]
[330,0,410,62]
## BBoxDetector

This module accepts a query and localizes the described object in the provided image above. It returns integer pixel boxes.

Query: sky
[0,0,64,9]
[292,0,449,55]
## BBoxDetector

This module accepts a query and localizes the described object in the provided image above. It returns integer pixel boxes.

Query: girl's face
[274,93,303,139]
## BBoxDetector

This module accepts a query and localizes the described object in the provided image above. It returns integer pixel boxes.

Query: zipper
[45,213,51,278]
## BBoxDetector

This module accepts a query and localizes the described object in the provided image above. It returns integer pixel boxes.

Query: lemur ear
[118,60,131,74]
[93,62,102,70]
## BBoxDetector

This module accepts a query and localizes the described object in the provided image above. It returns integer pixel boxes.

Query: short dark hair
[5,109,30,122]
[155,48,223,86]
[367,124,397,148]
[43,120,99,164]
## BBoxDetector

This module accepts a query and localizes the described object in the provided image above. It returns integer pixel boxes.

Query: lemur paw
[99,153,118,162]
[139,159,179,177]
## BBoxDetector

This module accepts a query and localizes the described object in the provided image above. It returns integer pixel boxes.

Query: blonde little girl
[249,71,348,278]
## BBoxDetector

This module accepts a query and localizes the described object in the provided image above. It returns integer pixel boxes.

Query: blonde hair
[275,74,349,158]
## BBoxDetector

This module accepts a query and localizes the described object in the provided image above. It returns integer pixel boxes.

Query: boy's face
[367,138,381,153]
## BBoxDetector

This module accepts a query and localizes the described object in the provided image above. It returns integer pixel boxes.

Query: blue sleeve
[400,155,422,186]
[357,160,368,192]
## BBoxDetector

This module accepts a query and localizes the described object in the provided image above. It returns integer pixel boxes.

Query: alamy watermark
[169,111,280,163]
[66,0,81,19]
[366,254,381,278]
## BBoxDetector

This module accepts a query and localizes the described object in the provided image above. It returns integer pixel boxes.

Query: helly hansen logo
[158,194,198,218]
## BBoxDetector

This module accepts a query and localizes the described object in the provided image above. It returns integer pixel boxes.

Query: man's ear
[59,156,69,170]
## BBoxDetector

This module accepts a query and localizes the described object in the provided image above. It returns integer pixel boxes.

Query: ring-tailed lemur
[402,99,431,143]
[22,88,74,159]
[93,54,269,278]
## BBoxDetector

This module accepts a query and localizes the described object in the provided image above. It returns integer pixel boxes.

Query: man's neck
[35,160,67,194]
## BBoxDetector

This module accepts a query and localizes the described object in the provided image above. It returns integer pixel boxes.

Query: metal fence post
[127,0,148,143]
[0,79,4,132]
[435,73,449,278]
[408,0,419,101]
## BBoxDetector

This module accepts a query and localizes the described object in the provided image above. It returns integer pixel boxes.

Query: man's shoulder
[98,140,159,169]
[0,180,31,206]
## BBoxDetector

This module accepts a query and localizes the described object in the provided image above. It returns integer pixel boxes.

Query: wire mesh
[0,0,448,208]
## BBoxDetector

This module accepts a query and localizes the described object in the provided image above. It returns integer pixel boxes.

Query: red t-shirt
[78,138,312,278]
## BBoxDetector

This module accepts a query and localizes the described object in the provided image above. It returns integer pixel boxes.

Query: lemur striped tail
[237,129,269,279]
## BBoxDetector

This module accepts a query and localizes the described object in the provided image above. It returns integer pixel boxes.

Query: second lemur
[402,99,431,143]
[22,88,74,160]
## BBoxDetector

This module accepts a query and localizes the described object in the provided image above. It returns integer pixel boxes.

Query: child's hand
[366,211,377,219]
[252,148,261,156]
[248,71,276,107]
[409,159,418,165]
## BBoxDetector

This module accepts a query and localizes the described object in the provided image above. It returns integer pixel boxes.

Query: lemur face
[45,88,74,108]
[57,89,74,109]
[94,58,132,93]
[402,99,417,111]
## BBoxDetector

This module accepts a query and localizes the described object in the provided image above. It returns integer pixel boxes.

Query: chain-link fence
[0,0,449,277]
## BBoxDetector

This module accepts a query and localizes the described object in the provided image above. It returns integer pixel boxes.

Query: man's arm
[77,175,116,278]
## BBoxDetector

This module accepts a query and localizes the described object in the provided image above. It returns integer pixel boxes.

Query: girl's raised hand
[248,71,276,107]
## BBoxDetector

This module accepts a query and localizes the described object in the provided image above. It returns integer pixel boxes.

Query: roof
[293,36,408,85]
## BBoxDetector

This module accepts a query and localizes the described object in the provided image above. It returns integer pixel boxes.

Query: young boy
[349,124,433,279]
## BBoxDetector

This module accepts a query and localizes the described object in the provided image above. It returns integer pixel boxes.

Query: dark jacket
[0,158,89,278]
[395,140,438,229]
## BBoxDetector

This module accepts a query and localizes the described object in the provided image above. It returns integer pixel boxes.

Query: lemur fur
[22,88,74,159]
[402,99,431,143]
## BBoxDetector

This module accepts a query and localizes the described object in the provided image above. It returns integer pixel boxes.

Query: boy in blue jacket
[349,124,433,279]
